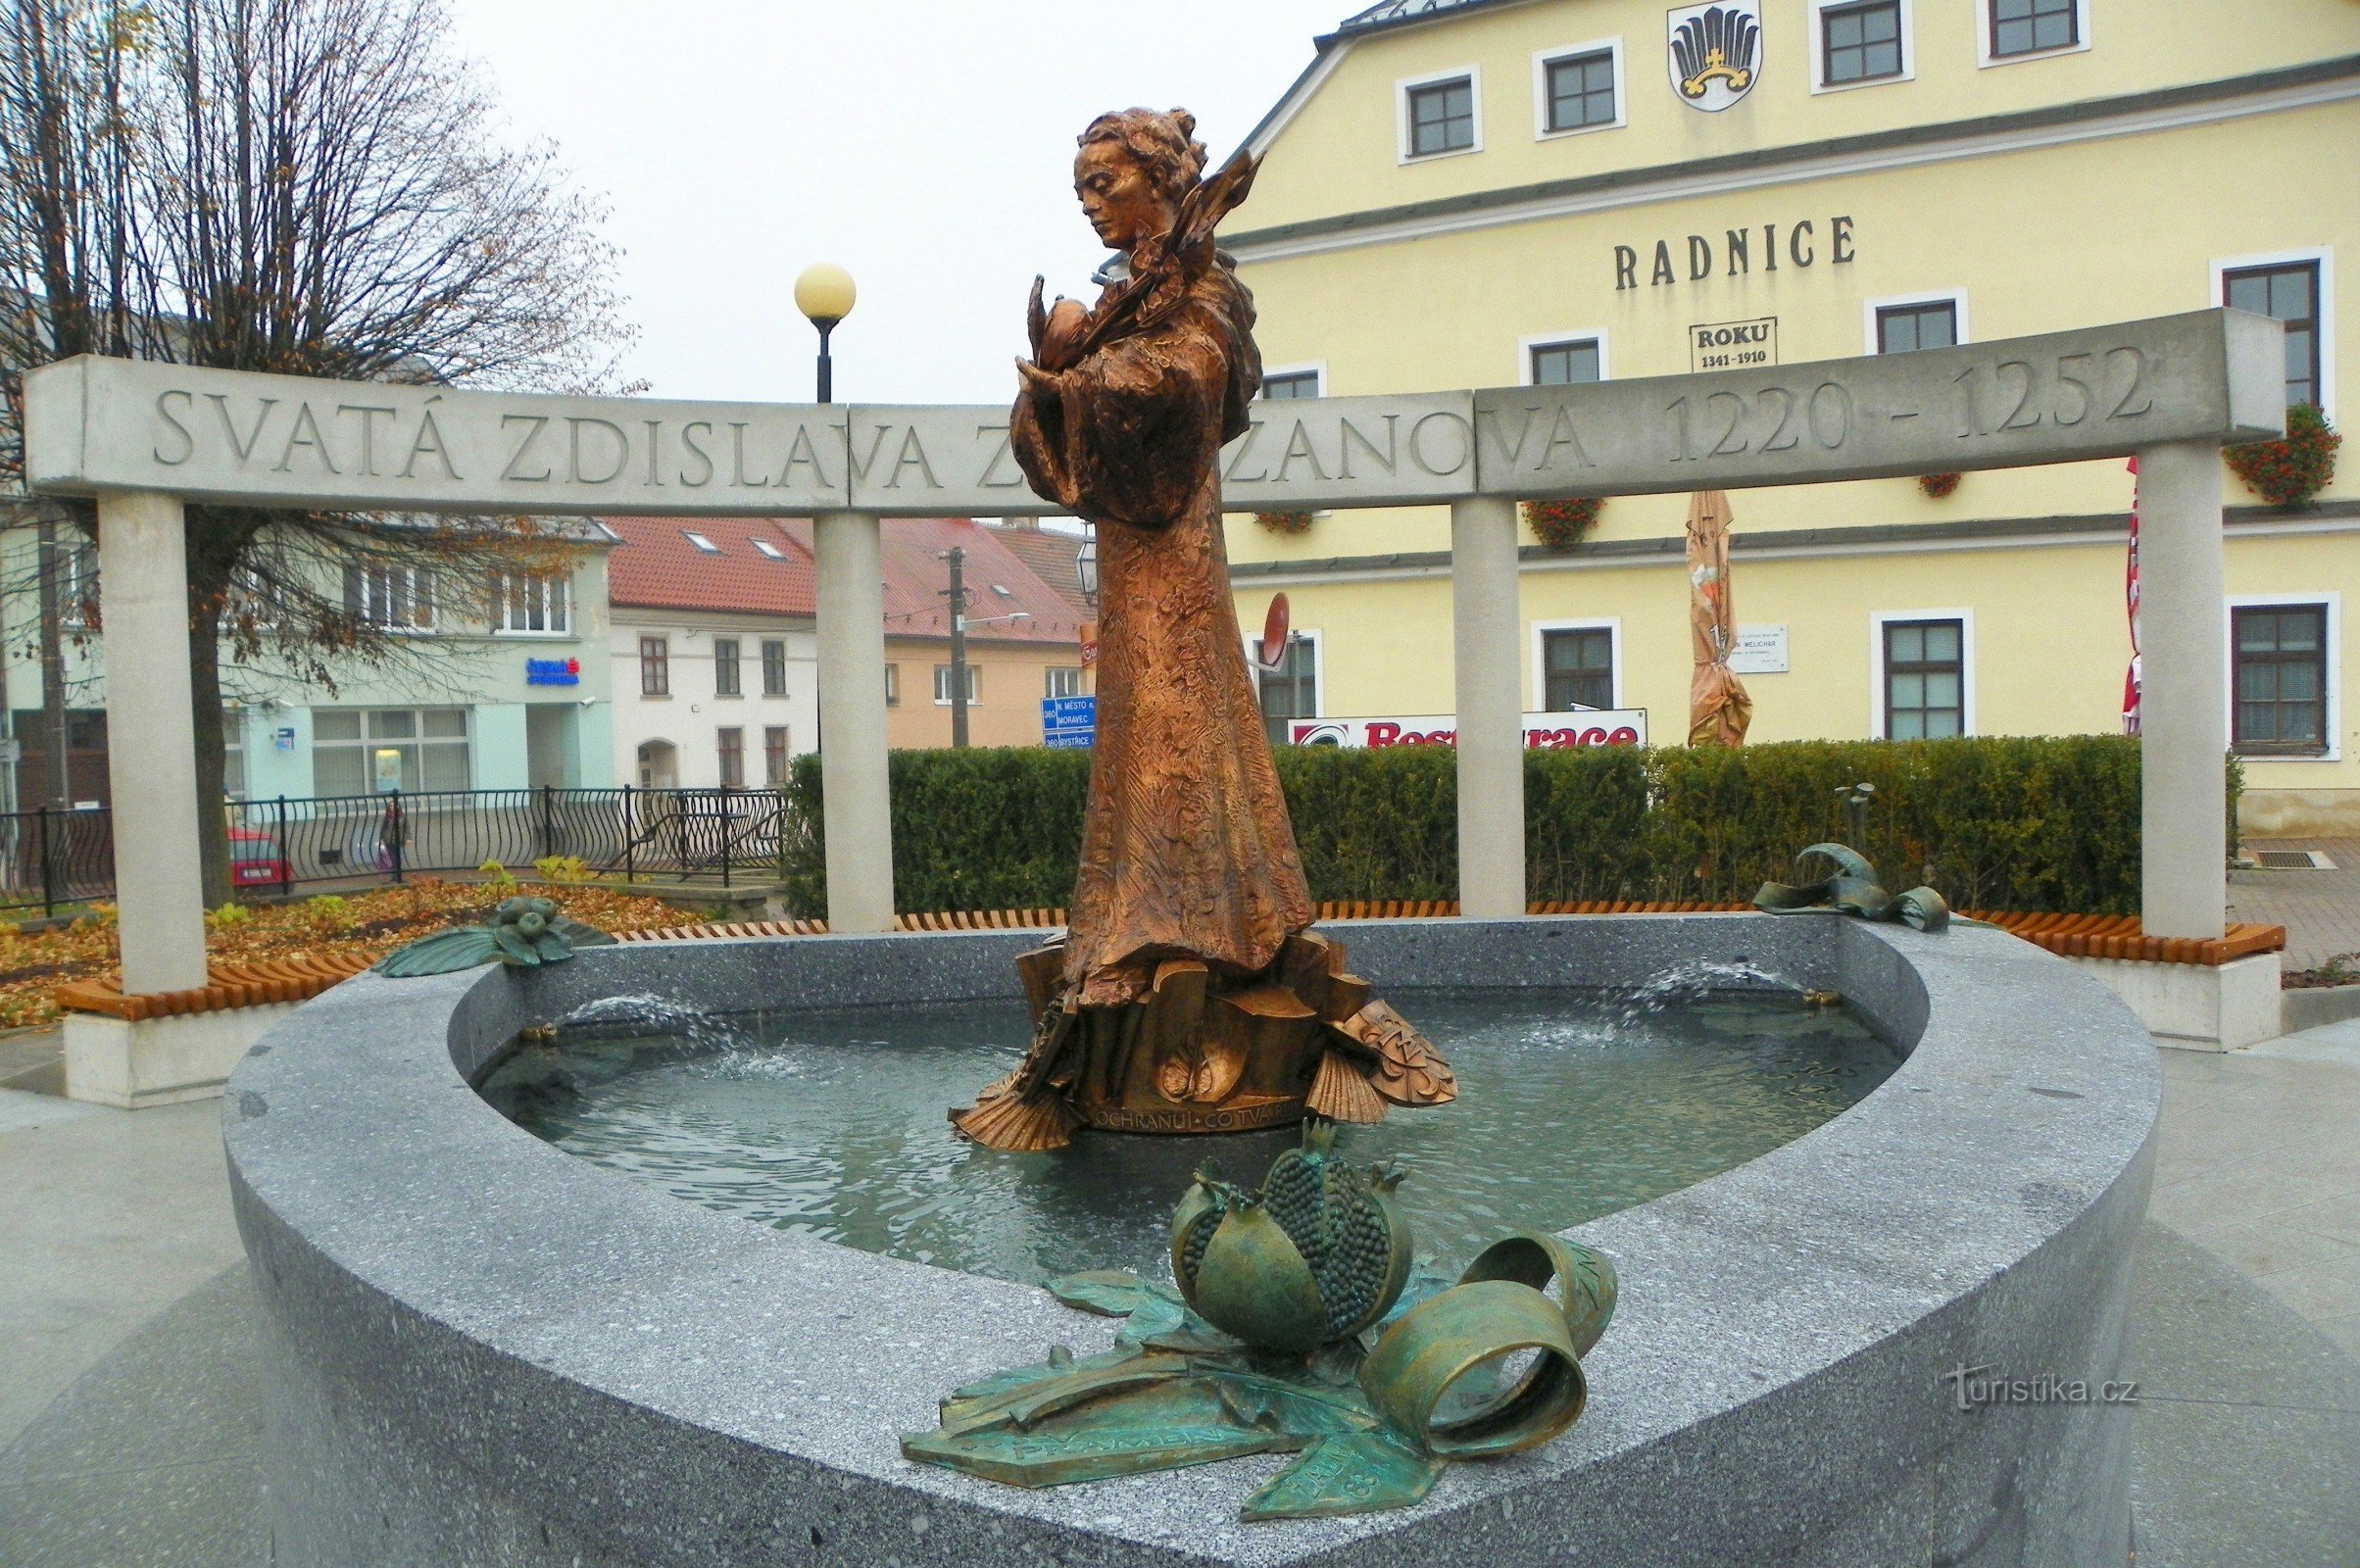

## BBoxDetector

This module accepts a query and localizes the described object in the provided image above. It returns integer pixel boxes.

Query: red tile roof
[983,522,1096,620]
[604,515,816,616]
[775,516,1088,646]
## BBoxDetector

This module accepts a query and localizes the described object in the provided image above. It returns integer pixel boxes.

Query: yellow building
[1222,0,2359,830]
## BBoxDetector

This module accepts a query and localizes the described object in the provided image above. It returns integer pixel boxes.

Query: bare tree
[0,0,635,902]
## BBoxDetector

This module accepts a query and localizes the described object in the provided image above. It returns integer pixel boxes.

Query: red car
[228,827,291,888]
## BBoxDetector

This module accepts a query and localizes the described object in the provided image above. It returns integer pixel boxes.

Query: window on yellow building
[1543,629,1615,711]
[1876,300,1957,355]
[1990,0,2078,58]
[1530,338,1602,386]
[2233,606,2329,756]
[1258,636,1317,748]
[2224,262,2324,410]
[1046,666,1084,699]
[1263,368,1321,400]
[1822,0,1903,84]
[884,663,900,707]
[1883,620,1965,740]
[934,664,980,705]
[1542,49,1617,132]
[1403,75,1475,159]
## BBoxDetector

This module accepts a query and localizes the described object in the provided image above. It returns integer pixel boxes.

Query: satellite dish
[1258,594,1292,669]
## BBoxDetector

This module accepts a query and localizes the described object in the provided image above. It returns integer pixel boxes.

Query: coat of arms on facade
[1668,1,1763,112]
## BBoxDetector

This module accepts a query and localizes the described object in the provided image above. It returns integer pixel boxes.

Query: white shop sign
[1288,710,1647,749]
[1729,624,1790,674]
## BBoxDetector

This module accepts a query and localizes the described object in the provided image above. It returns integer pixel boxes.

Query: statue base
[950,930,1455,1152]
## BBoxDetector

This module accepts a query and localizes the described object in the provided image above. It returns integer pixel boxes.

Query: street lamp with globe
[794,264,858,404]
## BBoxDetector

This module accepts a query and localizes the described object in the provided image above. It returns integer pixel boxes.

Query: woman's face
[1074,139,1175,253]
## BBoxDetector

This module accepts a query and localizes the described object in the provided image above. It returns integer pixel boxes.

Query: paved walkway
[2147,1026,2360,1357]
[2230,836,2360,971]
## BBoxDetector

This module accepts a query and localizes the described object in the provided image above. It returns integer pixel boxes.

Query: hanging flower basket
[2226,403,2341,509]
[1523,497,1604,552]
[1918,472,1962,500]
[1255,511,1315,536]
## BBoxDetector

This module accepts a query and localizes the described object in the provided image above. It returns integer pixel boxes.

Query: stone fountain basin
[222,915,2158,1567]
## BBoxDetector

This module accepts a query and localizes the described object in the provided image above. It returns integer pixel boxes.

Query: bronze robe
[1011,264,1312,1006]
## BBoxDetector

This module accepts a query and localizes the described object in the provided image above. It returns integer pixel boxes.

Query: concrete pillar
[98,492,210,994]
[2137,441,2229,941]
[811,510,895,933]
[1451,495,1525,919]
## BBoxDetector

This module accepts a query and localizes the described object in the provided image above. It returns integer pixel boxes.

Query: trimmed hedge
[783,736,2236,919]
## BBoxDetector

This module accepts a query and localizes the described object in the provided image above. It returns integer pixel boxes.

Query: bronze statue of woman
[951,110,1451,1152]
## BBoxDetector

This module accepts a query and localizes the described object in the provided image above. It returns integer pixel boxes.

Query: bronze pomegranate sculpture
[1169,1121,1412,1353]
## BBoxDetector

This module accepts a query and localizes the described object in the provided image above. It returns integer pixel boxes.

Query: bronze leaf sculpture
[949,109,1453,1151]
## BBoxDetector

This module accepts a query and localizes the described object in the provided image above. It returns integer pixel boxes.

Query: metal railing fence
[0,786,803,916]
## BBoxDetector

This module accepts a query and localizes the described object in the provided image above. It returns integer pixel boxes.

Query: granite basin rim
[221,915,2160,1568]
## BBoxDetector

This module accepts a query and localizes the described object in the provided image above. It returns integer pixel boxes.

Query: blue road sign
[1042,694,1095,749]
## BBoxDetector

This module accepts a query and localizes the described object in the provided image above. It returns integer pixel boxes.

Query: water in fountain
[552,993,750,1051]
[1615,957,1800,1023]
[479,987,1899,1287]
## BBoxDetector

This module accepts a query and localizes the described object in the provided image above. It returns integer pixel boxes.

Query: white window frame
[1518,330,1611,386]
[1809,0,1914,94]
[1977,0,2091,69]
[1045,665,1085,700]
[1531,38,1626,140]
[345,563,436,632]
[1870,610,1977,739]
[1864,288,1970,356]
[933,662,981,706]
[1260,363,1328,400]
[491,570,570,636]
[1530,617,1624,711]
[2227,593,2340,763]
[310,706,473,795]
[2211,246,2336,421]
[57,536,100,630]
[1397,66,1483,165]
[1254,627,1323,737]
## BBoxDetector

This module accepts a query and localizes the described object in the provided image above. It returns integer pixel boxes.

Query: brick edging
[56,903,2287,1020]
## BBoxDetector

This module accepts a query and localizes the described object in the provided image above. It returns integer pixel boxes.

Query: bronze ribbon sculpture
[949,110,1453,1152]
[1753,843,1951,932]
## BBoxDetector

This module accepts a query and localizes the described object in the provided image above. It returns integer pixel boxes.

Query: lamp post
[1074,529,1099,697]
[794,263,858,404]
[942,547,969,749]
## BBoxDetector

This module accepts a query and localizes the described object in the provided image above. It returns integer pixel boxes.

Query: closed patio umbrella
[1687,490,1753,748]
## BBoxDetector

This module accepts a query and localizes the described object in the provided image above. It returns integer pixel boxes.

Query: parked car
[228,826,291,888]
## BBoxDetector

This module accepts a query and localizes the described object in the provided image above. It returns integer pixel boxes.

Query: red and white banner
[1287,710,1648,749]
[2123,457,2141,736]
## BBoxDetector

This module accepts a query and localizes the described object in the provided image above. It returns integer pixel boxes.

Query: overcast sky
[440,0,1353,407]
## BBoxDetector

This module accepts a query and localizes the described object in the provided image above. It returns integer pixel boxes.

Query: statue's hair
[1077,108,1207,205]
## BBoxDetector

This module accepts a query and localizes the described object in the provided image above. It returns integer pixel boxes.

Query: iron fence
[0,786,804,916]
